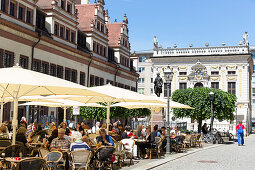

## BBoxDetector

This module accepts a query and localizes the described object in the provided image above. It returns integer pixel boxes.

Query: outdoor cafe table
[5,157,25,168]
[133,139,146,158]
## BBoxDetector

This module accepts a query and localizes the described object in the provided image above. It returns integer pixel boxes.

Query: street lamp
[163,66,174,154]
[209,91,215,143]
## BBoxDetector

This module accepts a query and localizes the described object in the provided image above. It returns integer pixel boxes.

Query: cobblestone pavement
[154,135,255,170]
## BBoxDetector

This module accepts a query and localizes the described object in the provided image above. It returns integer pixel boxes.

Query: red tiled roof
[107,23,123,47]
[37,0,52,9]
[76,4,96,32]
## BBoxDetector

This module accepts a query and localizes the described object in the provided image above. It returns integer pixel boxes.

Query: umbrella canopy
[0,66,107,144]
[45,84,165,132]
[111,101,194,109]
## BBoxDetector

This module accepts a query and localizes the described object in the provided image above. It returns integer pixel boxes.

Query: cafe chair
[113,142,125,168]
[39,148,50,158]
[70,150,91,170]
[149,137,163,159]
[43,151,63,170]
[15,157,46,170]
[95,146,115,169]
[0,140,11,151]
[121,139,135,166]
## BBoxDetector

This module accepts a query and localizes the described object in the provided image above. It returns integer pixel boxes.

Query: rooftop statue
[154,73,163,97]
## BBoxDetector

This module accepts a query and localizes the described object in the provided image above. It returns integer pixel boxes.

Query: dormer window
[67,2,72,14]
[61,0,65,10]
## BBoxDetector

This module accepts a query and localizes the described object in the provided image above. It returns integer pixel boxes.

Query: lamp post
[163,66,174,154]
[209,91,215,143]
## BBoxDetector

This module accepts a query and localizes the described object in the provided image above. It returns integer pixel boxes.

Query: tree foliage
[77,105,151,120]
[171,87,237,131]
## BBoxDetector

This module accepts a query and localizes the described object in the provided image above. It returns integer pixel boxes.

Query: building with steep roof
[0,0,138,125]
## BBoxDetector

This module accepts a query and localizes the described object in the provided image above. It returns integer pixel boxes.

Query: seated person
[150,125,161,142]
[44,129,58,149]
[97,128,114,146]
[16,127,29,147]
[135,125,144,139]
[62,122,71,136]
[138,126,152,159]
[0,126,9,139]
[70,136,91,152]
[202,123,208,134]
[170,126,180,137]
[50,128,71,151]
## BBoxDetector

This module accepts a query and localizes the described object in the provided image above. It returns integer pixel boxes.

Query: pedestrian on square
[236,121,245,146]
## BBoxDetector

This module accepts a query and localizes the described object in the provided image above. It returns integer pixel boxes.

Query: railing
[155,46,249,57]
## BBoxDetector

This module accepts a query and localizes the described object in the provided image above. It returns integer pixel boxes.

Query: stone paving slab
[122,142,225,170]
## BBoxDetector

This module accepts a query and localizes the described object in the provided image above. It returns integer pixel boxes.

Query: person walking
[236,121,245,146]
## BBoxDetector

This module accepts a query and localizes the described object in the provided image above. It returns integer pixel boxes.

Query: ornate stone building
[133,43,253,134]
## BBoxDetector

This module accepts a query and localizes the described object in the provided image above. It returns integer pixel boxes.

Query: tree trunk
[198,118,202,132]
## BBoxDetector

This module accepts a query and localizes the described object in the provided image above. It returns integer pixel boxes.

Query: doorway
[194,82,203,88]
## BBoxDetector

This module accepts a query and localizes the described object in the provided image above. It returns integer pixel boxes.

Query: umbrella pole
[106,102,110,134]
[63,106,67,123]
[150,109,153,132]
[12,96,18,145]
[0,102,4,126]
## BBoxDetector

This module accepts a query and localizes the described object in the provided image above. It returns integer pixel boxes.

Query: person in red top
[236,121,245,146]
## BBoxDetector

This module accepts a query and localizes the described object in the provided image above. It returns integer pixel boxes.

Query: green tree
[171,87,237,132]
[77,105,151,120]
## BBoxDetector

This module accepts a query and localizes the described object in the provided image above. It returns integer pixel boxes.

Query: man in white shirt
[92,122,100,134]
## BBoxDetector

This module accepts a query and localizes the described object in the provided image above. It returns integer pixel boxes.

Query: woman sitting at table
[0,126,9,139]
[97,128,114,146]
[44,129,58,150]
[138,126,152,159]
[16,127,29,147]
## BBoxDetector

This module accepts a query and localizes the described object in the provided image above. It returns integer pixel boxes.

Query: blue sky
[105,0,255,51]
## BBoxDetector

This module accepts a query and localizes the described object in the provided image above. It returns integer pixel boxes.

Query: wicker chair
[44,151,63,170]
[0,144,21,157]
[31,135,40,143]
[95,146,115,169]
[15,157,46,170]
[195,134,203,148]
[39,148,50,158]
[174,136,186,153]
[70,150,91,170]
[149,137,163,159]
[121,139,135,166]
[0,140,11,151]
[113,142,125,168]
[183,135,192,148]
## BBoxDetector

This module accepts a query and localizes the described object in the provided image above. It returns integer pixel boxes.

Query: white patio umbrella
[111,101,193,131]
[44,84,165,132]
[19,100,104,123]
[0,66,107,144]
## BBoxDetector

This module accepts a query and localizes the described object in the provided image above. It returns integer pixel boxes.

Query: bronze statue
[154,73,163,97]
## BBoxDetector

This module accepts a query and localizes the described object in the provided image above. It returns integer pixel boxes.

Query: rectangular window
[41,62,49,74]
[100,78,104,86]
[164,83,171,97]
[179,83,187,89]
[65,68,71,81]
[125,85,130,90]
[71,70,77,83]
[252,88,255,97]
[211,71,219,75]
[33,60,41,72]
[138,88,144,94]
[61,0,65,10]
[138,78,144,83]
[151,67,153,72]
[66,29,69,41]
[19,55,29,69]
[56,65,63,78]
[71,32,75,43]
[95,76,100,86]
[211,82,219,89]
[138,67,145,73]
[80,72,85,86]
[1,0,6,12]
[228,82,236,95]
[253,99,255,104]
[67,3,71,13]
[54,23,59,36]
[228,71,236,75]
[151,78,153,83]
[50,64,56,77]
[18,6,24,20]
[106,80,113,85]
[90,75,95,87]
[4,51,14,68]
[179,72,187,75]
[131,87,136,92]
[60,27,64,38]
[10,2,15,16]
[139,56,145,62]
[26,10,31,24]
[151,88,153,94]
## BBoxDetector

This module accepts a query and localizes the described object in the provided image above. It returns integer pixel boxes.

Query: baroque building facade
[132,43,253,134]
[0,0,138,125]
